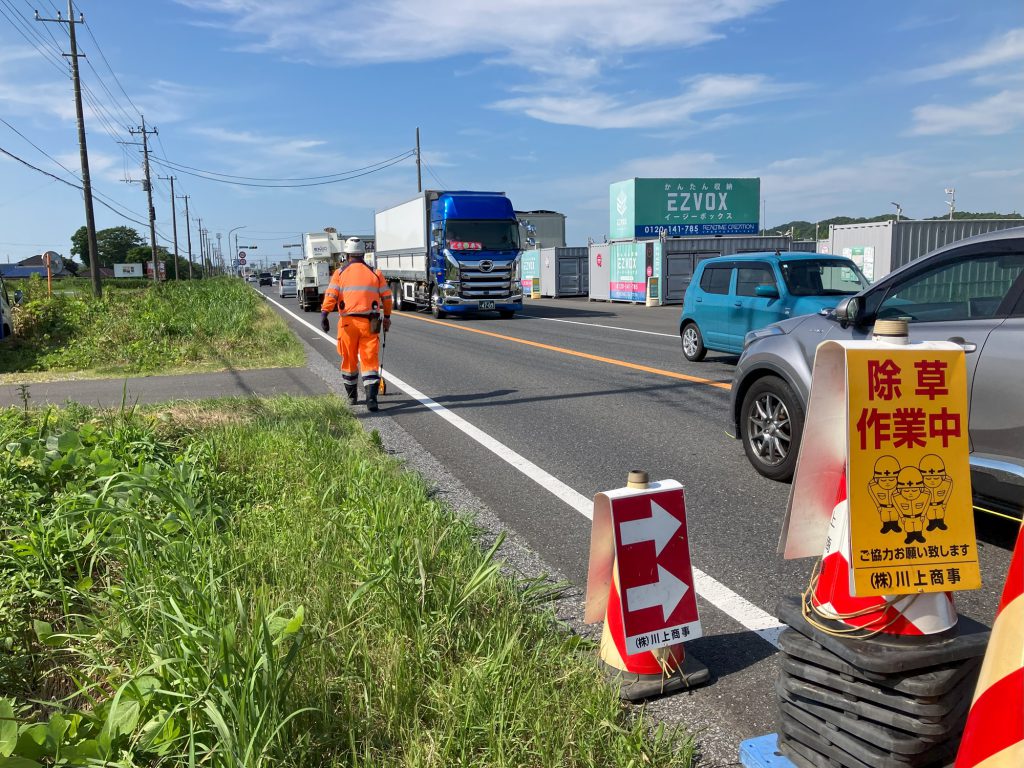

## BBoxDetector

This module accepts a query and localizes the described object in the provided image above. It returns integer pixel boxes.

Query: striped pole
[955,522,1024,768]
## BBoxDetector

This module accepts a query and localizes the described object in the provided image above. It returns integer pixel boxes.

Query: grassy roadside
[0,277,302,381]
[0,395,693,766]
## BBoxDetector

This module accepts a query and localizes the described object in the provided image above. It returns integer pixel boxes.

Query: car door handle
[734,301,742,307]
[695,297,702,302]
[948,336,977,353]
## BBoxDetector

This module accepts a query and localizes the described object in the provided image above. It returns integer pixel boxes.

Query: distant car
[245,274,257,283]
[258,272,272,287]
[679,252,869,361]
[730,228,1024,517]
[278,268,297,298]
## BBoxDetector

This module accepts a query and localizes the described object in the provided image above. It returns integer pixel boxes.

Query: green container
[610,177,760,239]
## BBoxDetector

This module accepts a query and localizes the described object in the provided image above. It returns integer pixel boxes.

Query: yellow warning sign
[846,347,980,597]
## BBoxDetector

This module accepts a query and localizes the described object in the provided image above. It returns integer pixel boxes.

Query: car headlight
[744,325,786,349]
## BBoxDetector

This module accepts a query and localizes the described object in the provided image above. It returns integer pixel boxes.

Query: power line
[148,148,416,182]
[148,150,416,188]
[422,159,450,190]
[0,142,168,238]
[82,19,141,119]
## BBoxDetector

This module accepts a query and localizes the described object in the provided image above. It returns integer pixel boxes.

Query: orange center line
[395,312,733,391]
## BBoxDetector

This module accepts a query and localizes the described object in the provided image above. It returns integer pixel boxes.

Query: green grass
[0,277,302,380]
[0,396,693,767]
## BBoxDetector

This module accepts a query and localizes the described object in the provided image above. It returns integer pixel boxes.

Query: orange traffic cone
[955,522,1024,768]
[808,472,957,635]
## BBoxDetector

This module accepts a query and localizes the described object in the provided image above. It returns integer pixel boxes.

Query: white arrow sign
[618,500,680,556]
[625,564,689,622]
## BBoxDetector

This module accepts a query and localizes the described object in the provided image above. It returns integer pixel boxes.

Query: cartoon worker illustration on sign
[892,466,931,544]
[869,455,902,534]
[920,454,952,531]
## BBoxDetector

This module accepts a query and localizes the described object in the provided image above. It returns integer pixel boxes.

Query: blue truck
[373,190,523,318]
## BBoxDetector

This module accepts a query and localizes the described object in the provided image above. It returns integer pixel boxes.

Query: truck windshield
[446,220,520,252]
[779,259,869,296]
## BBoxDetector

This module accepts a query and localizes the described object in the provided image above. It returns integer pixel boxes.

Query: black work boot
[365,382,380,412]
[344,383,359,405]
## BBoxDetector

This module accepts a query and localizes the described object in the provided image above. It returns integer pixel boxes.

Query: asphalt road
[259,286,1017,761]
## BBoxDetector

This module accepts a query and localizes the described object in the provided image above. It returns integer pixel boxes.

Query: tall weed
[0,397,693,766]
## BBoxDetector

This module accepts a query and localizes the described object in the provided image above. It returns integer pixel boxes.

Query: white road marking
[260,291,785,648]
[518,313,679,339]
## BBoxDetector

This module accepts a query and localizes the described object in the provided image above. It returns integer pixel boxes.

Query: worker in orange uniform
[320,237,392,411]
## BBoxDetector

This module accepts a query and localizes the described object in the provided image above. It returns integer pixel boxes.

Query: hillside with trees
[768,211,1024,241]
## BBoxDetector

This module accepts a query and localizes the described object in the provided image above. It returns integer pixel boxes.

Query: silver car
[730,228,1024,517]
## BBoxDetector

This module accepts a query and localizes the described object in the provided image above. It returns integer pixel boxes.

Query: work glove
[320,312,330,333]
[383,316,391,333]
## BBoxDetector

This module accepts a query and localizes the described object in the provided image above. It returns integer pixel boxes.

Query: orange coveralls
[321,260,393,388]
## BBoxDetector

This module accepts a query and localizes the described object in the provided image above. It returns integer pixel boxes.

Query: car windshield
[779,259,869,296]
[446,220,520,252]
[259,272,271,278]
[281,269,296,279]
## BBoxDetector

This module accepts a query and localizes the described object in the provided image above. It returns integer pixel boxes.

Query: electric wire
[147,151,416,188]
[0,1,68,76]
[422,159,450,190]
[148,148,417,182]
[0,140,168,240]
[82,18,142,119]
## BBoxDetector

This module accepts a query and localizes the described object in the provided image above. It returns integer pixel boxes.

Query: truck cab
[431,193,522,318]
[375,190,524,319]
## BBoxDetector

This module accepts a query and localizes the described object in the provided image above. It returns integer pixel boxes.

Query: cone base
[780,595,989,675]
[599,654,710,701]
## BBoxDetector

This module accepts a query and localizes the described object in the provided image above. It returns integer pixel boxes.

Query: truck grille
[460,262,513,298]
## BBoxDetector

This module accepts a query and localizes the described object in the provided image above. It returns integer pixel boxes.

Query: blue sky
[1,0,1022,265]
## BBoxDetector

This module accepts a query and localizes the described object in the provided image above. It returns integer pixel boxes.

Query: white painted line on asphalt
[262,293,595,519]
[261,291,785,648]
[518,314,679,339]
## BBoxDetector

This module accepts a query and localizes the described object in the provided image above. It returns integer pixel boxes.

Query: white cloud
[909,89,1024,136]
[971,168,1024,179]
[907,28,1024,82]
[176,0,786,126]
[492,73,803,128]
[178,0,777,66]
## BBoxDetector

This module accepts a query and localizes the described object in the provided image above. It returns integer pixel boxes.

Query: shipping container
[521,247,588,297]
[588,235,793,304]
[588,243,611,300]
[516,210,566,248]
[825,219,1024,281]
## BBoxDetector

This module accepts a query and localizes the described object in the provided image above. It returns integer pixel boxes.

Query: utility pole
[416,127,422,193]
[160,175,180,279]
[178,194,193,279]
[196,218,205,274]
[37,2,101,298]
[216,233,222,276]
[129,116,159,280]
[945,188,956,221]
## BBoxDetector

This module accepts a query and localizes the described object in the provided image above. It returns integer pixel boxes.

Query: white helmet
[343,236,365,255]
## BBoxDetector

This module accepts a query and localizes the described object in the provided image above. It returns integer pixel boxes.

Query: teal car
[679,252,869,361]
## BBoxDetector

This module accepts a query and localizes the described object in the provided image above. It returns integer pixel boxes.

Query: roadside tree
[70,226,146,268]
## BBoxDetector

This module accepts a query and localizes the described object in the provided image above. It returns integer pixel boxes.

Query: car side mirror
[754,284,779,299]
[13,290,24,306]
[835,296,860,328]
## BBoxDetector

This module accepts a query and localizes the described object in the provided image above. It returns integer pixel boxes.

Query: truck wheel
[430,286,446,319]
[392,282,407,312]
